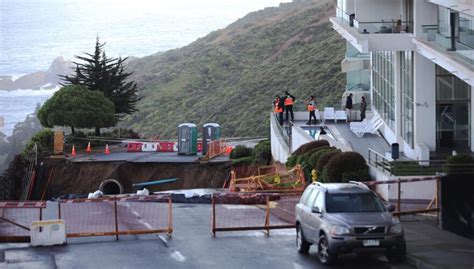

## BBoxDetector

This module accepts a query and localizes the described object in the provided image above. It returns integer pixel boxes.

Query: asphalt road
[69,151,229,163]
[0,203,415,269]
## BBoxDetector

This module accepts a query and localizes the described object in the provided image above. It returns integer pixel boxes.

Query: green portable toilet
[178,123,197,155]
[202,123,221,155]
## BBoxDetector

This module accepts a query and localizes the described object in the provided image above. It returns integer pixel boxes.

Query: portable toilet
[202,123,221,155]
[178,123,197,155]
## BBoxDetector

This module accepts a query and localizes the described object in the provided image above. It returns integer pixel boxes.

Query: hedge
[230,145,253,159]
[253,140,271,165]
[321,152,370,183]
[292,140,330,156]
[315,150,340,176]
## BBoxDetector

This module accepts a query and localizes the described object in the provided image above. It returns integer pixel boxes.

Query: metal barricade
[0,201,46,242]
[362,176,440,218]
[58,195,172,239]
[210,193,298,236]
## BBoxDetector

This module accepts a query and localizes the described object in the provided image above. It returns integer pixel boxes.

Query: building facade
[330,0,474,160]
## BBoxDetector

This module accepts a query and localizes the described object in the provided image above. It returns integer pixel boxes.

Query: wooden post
[167,196,173,238]
[211,194,216,237]
[264,196,270,236]
[114,201,119,241]
[397,181,401,217]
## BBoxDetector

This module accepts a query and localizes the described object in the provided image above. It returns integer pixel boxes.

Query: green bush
[286,155,298,168]
[316,151,340,176]
[321,152,369,183]
[22,129,54,157]
[341,168,370,182]
[308,147,337,169]
[292,140,330,156]
[232,156,255,167]
[445,154,474,175]
[253,140,271,165]
[230,145,254,159]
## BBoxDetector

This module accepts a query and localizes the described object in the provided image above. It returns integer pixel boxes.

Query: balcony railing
[335,7,412,34]
[421,25,474,66]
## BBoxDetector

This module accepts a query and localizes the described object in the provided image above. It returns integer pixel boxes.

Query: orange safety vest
[284,97,294,106]
[307,104,315,112]
[274,99,283,113]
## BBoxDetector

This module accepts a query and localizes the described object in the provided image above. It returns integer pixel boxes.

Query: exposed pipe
[99,179,124,195]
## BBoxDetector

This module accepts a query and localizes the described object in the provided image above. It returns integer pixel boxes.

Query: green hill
[123,0,345,138]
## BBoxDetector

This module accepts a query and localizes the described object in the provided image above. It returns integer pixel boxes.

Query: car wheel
[317,234,337,265]
[386,244,406,263]
[296,224,310,254]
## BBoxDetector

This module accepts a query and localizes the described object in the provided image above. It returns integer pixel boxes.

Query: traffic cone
[105,144,110,155]
[71,145,76,156]
[86,142,91,153]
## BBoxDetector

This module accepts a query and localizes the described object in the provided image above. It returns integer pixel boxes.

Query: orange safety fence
[229,165,306,193]
[211,192,300,236]
[205,140,227,160]
[58,195,172,239]
[0,201,46,242]
[361,176,441,218]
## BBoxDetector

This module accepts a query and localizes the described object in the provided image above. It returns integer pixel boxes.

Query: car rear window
[325,192,385,213]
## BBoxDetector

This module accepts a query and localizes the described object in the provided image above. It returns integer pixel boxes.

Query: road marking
[171,251,186,262]
[124,203,153,230]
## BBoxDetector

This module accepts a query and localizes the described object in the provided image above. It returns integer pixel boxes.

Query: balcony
[428,0,474,17]
[330,8,415,53]
[414,25,474,87]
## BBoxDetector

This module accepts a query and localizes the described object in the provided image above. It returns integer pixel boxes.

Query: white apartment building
[330,0,474,160]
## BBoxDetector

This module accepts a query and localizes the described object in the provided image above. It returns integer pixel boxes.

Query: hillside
[124,0,345,138]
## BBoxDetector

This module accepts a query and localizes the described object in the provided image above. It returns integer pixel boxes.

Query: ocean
[0,0,287,136]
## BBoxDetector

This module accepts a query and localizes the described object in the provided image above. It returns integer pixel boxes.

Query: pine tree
[61,37,139,119]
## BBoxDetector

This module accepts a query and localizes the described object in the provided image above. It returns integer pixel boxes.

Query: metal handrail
[368,148,474,176]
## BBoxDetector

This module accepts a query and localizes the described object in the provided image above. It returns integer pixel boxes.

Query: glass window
[458,13,474,49]
[313,191,324,211]
[300,187,313,204]
[400,51,414,147]
[325,193,385,213]
[371,51,396,130]
[305,189,318,208]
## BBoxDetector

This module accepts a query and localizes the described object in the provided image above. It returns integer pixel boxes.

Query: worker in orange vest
[305,95,317,125]
[273,95,284,125]
[283,91,295,122]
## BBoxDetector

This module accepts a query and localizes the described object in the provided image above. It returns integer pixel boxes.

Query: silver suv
[295,182,406,265]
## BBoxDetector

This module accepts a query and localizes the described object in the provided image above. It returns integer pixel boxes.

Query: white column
[413,52,436,152]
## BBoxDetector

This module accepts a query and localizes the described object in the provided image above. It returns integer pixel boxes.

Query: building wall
[414,52,437,152]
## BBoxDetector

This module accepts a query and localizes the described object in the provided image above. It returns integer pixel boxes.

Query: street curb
[406,254,442,269]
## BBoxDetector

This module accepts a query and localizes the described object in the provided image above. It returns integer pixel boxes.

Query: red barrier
[158,142,176,152]
[127,142,143,152]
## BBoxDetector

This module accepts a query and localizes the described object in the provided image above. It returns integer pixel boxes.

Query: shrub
[321,152,369,183]
[316,150,341,175]
[232,156,255,167]
[230,145,253,159]
[253,140,271,165]
[22,129,54,157]
[286,155,298,168]
[292,140,330,156]
[445,154,474,175]
[308,147,337,169]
